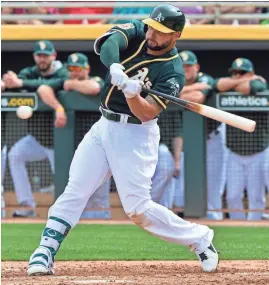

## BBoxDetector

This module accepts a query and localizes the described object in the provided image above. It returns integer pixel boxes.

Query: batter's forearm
[126,95,161,122]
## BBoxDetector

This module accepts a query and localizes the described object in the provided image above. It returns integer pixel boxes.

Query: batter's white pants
[8,135,54,208]
[49,116,213,250]
[226,148,268,220]
[206,124,227,220]
[151,144,175,209]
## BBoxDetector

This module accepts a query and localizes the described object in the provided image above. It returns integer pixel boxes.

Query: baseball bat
[142,87,256,133]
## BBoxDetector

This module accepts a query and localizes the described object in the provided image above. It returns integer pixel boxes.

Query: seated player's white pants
[81,178,111,219]
[264,147,269,191]
[1,145,7,218]
[226,148,268,220]
[174,152,185,209]
[49,116,212,250]
[151,144,175,209]
[206,124,227,220]
[8,135,54,208]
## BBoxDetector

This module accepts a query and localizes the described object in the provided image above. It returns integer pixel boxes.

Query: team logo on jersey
[179,52,189,62]
[235,58,243,67]
[71,53,78,63]
[154,13,164,23]
[167,78,180,97]
[39,41,46,50]
[116,23,135,30]
[130,67,149,82]
[130,68,152,89]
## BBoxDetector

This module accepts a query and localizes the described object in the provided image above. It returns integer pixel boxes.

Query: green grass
[1,224,269,261]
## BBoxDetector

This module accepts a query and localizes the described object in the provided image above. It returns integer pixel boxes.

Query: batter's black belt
[100,107,142,125]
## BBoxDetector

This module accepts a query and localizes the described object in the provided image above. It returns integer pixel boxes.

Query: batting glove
[122,79,143,99]
[110,63,128,90]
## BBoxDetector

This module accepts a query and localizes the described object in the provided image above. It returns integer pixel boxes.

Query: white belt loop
[120,114,128,124]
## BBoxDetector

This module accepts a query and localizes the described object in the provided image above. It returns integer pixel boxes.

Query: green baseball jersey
[91,76,105,90]
[193,72,220,134]
[18,61,69,91]
[97,20,185,116]
[226,79,269,155]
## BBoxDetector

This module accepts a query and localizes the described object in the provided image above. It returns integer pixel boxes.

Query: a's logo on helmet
[154,13,164,23]
[180,52,189,62]
[71,53,78,63]
[39,41,46,50]
[235,58,243,67]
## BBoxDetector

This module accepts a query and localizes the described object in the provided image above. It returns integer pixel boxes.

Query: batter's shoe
[195,242,219,272]
[27,246,54,276]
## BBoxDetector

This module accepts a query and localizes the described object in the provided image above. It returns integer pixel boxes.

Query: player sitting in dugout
[178,50,227,221]
[1,40,69,127]
[214,58,268,221]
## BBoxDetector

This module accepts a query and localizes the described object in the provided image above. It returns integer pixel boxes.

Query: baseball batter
[215,58,269,220]
[179,50,227,220]
[27,5,218,276]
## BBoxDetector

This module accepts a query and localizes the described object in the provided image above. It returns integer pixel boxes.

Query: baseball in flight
[16,106,33,119]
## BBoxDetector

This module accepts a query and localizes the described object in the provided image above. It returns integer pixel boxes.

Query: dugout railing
[1,91,269,217]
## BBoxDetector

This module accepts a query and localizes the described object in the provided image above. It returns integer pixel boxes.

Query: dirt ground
[2,260,269,285]
[2,219,269,284]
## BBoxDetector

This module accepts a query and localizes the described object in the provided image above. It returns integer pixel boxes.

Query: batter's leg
[247,151,266,220]
[106,121,218,272]
[226,150,246,219]
[28,120,110,276]
[8,135,51,208]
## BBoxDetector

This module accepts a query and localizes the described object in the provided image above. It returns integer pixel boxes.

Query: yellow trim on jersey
[105,40,146,108]
[111,29,129,49]
[125,54,178,74]
[121,40,146,65]
[149,94,167,109]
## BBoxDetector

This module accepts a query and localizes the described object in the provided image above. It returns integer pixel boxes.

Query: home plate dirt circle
[2,261,269,285]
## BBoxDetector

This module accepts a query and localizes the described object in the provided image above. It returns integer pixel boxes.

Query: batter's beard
[146,40,171,51]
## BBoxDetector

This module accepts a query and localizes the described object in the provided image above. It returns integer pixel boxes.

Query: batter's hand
[122,79,143,99]
[110,63,128,90]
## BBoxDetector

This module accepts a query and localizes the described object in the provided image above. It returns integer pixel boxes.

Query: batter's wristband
[56,106,65,113]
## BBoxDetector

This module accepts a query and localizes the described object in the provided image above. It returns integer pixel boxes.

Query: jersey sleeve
[197,74,215,97]
[94,20,145,55]
[149,65,185,109]
[92,76,105,89]
[18,67,34,79]
[250,79,268,95]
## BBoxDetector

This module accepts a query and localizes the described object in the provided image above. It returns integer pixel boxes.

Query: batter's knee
[124,199,152,228]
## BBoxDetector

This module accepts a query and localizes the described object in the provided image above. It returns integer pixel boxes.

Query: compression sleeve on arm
[100,32,128,68]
